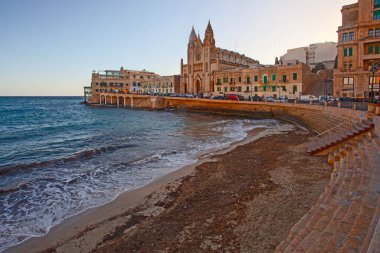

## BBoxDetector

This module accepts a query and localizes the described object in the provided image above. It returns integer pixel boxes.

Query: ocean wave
[0,182,28,195]
[0,143,137,177]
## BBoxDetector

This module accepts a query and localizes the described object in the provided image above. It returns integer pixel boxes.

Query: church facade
[180,21,259,94]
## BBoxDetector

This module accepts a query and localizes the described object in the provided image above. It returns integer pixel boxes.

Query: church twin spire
[188,20,215,47]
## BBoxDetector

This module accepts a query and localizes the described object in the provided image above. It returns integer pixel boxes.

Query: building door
[195,80,201,94]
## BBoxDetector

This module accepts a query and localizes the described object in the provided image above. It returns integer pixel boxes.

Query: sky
[0,0,356,96]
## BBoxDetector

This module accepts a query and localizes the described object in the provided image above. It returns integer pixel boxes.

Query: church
[180,21,259,94]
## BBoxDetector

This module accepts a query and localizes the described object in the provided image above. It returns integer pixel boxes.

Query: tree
[275,57,279,65]
[312,63,326,73]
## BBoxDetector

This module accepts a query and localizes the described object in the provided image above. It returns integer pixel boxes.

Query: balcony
[363,53,380,60]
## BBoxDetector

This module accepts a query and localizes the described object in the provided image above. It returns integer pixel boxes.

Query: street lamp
[370,65,378,103]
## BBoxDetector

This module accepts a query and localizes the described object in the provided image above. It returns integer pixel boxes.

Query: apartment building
[213,63,311,100]
[334,0,380,99]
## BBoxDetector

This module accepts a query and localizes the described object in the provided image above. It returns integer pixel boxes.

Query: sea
[0,96,278,252]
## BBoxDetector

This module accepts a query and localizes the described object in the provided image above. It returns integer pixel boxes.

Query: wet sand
[6,125,332,253]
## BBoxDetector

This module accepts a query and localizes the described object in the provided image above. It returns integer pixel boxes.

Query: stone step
[362,197,380,253]
[285,148,355,252]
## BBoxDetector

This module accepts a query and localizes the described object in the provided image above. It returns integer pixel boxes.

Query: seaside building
[334,0,380,99]
[140,75,181,94]
[280,42,337,71]
[213,63,313,100]
[90,68,159,103]
[180,21,259,95]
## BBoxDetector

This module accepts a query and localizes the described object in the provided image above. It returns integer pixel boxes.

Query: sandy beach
[5,123,332,253]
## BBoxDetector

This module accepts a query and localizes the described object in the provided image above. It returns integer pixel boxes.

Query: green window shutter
[282,86,286,91]
[272,74,276,81]
[238,77,242,82]
[254,86,258,92]
[369,46,373,54]
[246,76,251,84]
[254,75,258,82]
[374,10,380,20]
[349,47,353,56]
[293,73,298,80]
[246,86,250,91]
[344,48,348,57]
[263,86,267,92]
[217,79,221,84]
[272,86,276,92]
[224,87,227,92]
[238,86,242,92]
[282,75,287,82]
[376,45,380,54]
[263,76,268,84]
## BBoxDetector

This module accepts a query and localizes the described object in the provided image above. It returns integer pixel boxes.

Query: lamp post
[324,79,328,105]
[370,65,377,104]
[250,77,253,101]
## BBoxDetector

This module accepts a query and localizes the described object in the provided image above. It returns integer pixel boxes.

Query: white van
[300,95,318,102]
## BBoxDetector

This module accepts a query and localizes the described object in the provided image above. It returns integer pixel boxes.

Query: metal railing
[308,111,369,151]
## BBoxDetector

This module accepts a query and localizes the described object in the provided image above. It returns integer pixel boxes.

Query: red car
[226,94,239,101]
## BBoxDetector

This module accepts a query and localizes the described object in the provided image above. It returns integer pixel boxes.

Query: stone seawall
[97,94,363,133]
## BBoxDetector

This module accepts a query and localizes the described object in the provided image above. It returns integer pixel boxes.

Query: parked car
[226,94,239,101]
[211,95,226,100]
[264,96,274,102]
[300,95,318,102]
[251,95,263,101]
[203,93,211,99]
[319,95,335,101]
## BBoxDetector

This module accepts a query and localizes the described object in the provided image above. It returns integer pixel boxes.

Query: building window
[230,78,235,84]
[217,79,221,85]
[343,33,348,41]
[263,76,268,84]
[246,76,251,84]
[349,32,354,41]
[254,75,258,82]
[343,77,354,85]
[369,29,374,37]
[375,10,380,20]
[282,75,287,82]
[293,85,297,93]
[263,85,267,92]
[237,86,242,92]
[282,86,286,92]
[349,47,353,56]
[344,62,347,71]
[369,45,374,54]
[376,28,380,37]
[376,45,380,54]
[254,86,258,92]
[293,73,298,80]
[272,74,276,81]
[230,87,235,92]
[375,0,380,8]
[217,87,221,92]
[348,32,354,40]
[344,48,348,56]
[223,77,228,83]
[238,77,242,83]
[246,86,250,92]
[224,87,227,92]
[272,86,276,92]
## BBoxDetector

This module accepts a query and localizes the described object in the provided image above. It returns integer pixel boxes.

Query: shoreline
[5,124,285,253]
